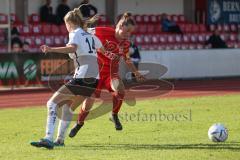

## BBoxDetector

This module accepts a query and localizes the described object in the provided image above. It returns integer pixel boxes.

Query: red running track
[1,78,240,108]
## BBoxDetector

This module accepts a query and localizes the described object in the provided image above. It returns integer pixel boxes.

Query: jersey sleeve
[67,31,79,47]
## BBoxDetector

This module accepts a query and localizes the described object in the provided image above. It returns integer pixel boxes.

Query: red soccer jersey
[93,27,130,76]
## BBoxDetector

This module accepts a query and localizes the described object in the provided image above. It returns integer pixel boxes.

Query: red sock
[78,108,89,124]
[112,92,124,114]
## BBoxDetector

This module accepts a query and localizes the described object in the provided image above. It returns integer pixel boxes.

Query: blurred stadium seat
[0,13,7,24]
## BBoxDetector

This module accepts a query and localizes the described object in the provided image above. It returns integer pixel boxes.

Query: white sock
[56,104,73,141]
[44,100,57,141]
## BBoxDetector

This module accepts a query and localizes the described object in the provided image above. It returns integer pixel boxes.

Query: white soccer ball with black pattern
[208,123,228,142]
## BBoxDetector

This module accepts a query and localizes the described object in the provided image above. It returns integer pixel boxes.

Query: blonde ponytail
[64,8,84,28]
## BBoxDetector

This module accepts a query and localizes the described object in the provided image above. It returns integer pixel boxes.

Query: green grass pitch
[0,94,240,160]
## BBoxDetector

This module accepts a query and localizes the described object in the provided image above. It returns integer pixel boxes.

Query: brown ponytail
[116,12,136,28]
[78,4,99,29]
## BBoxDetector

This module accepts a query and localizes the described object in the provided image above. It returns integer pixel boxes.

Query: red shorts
[94,73,120,98]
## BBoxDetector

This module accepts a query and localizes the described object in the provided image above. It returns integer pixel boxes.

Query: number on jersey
[86,37,96,54]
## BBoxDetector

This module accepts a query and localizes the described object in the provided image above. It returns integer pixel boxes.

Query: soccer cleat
[30,138,54,149]
[109,114,123,130]
[69,123,84,138]
[54,139,65,147]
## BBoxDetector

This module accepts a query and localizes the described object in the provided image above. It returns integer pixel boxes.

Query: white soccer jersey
[67,27,102,79]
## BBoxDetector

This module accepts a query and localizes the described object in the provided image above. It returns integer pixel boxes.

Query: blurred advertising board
[0,53,74,90]
[208,0,240,24]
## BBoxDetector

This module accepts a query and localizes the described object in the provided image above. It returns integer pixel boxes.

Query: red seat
[217,24,223,32]
[23,36,35,46]
[11,13,22,24]
[196,43,204,49]
[175,34,182,42]
[154,24,162,33]
[159,34,167,43]
[51,25,60,35]
[0,45,7,53]
[54,36,64,46]
[223,24,230,32]
[227,41,235,48]
[143,34,152,44]
[0,13,7,24]
[151,34,159,44]
[198,33,206,42]
[140,44,150,50]
[13,24,23,34]
[189,43,196,49]
[180,43,189,50]
[192,24,199,33]
[165,43,174,50]
[42,24,52,35]
[34,36,44,46]
[237,42,240,48]
[21,25,33,36]
[134,15,143,24]
[183,34,190,43]
[149,44,159,50]
[185,24,192,33]
[32,24,42,35]
[190,34,198,43]
[142,15,150,23]
[220,33,227,41]
[146,24,155,33]
[230,24,237,32]
[171,15,179,22]
[229,33,237,41]
[156,14,162,23]
[29,13,40,24]
[29,45,40,52]
[173,43,181,50]
[137,24,147,33]
[178,15,185,23]
[205,32,212,41]
[60,24,68,35]
[179,24,186,33]
[167,34,176,43]
[209,24,215,32]
[134,34,143,45]
[166,14,172,21]
[44,36,54,46]
[149,14,158,24]
[199,24,207,32]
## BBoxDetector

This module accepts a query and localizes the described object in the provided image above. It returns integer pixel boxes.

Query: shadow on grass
[67,142,240,151]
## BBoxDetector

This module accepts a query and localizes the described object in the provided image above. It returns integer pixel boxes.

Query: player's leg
[55,78,99,141]
[54,96,86,145]
[30,84,84,149]
[69,97,95,138]
[109,77,125,130]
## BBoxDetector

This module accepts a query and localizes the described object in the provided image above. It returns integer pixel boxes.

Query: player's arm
[123,52,146,82]
[40,44,77,54]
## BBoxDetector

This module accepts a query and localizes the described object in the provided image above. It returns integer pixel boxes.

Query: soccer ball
[208,123,228,142]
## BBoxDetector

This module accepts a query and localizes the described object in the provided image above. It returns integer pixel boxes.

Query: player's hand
[91,14,100,21]
[134,72,146,82]
[40,45,51,53]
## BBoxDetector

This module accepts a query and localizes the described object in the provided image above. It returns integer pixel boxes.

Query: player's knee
[114,91,125,99]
